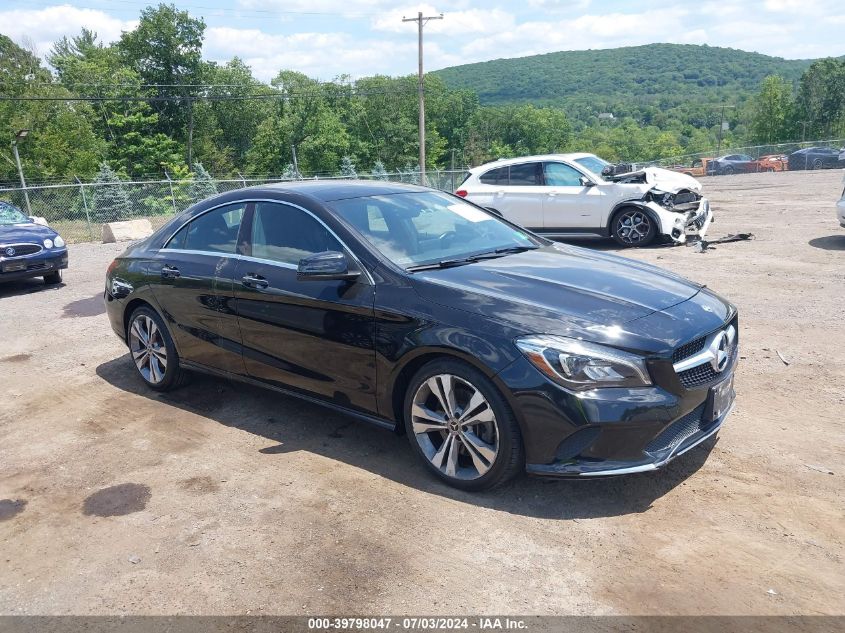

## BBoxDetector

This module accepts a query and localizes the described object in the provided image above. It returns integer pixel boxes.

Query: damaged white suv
[456,153,712,247]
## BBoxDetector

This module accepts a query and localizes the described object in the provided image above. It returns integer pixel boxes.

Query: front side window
[167,203,246,253]
[508,163,541,186]
[544,162,585,187]
[330,191,537,269]
[250,202,342,266]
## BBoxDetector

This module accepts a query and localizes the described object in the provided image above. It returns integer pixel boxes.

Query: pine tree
[402,162,420,185]
[189,162,218,202]
[92,162,132,223]
[371,160,388,181]
[282,163,301,180]
[340,155,357,179]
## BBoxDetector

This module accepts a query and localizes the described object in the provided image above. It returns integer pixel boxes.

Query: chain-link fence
[644,138,845,174]
[0,170,468,244]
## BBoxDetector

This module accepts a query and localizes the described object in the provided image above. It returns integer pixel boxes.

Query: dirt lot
[1,169,843,616]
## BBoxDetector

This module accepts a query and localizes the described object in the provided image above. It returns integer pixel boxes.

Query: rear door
[234,201,378,413]
[495,162,545,230]
[541,162,606,230]
[149,202,248,373]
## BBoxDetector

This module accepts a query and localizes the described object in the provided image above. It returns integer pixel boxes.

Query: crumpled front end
[645,189,713,244]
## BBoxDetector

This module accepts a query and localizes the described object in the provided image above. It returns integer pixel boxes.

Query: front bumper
[650,198,713,244]
[0,250,68,282]
[526,401,733,477]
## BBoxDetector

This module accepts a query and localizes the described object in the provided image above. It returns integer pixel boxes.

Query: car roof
[469,153,598,173]
[243,179,432,202]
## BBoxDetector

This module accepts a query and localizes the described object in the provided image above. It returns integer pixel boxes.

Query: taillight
[455,190,468,198]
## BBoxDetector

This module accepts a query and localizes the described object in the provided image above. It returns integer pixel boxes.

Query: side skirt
[180,359,398,432]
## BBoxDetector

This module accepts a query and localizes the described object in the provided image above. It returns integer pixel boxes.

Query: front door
[541,162,606,230]
[149,202,247,373]
[234,201,378,413]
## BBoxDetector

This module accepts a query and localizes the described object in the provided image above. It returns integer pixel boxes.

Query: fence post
[237,172,246,189]
[165,171,177,214]
[75,176,94,241]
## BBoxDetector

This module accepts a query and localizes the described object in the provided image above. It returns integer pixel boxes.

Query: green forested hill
[434,44,815,122]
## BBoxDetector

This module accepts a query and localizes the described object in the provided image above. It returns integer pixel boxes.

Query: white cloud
[372,5,516,35]
[0,5,135,58]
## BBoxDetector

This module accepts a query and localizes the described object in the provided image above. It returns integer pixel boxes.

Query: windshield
[574,155,612,175]
[330,191,537,269]
[0,202,29,226]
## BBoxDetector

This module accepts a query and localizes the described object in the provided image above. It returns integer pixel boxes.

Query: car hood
[0,222,58,244]
[640,167,701,193]
[411,244,706,350]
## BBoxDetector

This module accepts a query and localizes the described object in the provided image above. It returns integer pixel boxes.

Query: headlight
[43,238,53,249]
[515,335,652,390]
[54,236,65,248]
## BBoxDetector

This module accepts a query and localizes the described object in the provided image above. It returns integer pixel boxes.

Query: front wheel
[404,359,523,491]
[812,158,824,170]
[43,270,62,284]
[127,306,187,391]
[611,208,657,247]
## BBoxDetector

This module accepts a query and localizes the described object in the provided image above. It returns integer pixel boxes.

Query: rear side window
[479,167,508,185]
[508,163,542,186]
[166,203,246,253]
[250,202,342,266]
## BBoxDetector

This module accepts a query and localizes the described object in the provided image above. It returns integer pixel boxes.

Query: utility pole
[403,10,443,187]
[11,129,32,216]
[716,105,726,158]
[186,97,194,166]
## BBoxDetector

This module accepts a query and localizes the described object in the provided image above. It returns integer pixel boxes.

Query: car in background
[788,147,845,171]
[706,154,755,175]
[0,201,67,285]
[104,181,738,490]
[457,153,712,247]
[671,157,714,178]
[748,154,788,172]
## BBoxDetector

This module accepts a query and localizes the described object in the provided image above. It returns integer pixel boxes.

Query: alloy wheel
[411,374,499,480]
[616,211,652,245]
[129,314,168,384]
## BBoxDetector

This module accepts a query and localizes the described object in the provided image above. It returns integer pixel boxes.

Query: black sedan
[788,147,845,170]
[0,201,67,285]
[104,182,738,490]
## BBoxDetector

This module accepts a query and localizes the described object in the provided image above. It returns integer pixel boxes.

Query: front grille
[0,243,42,258]
[646,404,707,453]
[672,336,707,364]
[677,338,737,389]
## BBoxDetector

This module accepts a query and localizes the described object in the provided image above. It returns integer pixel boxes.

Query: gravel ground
[0,169,843,616]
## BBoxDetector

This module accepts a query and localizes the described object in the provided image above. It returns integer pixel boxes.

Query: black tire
[43,270,62,284]
[403,358,523,491]
[812,158,823,170]
[723,165,735,175]
[611,207,657,247]
[126,305,188,391]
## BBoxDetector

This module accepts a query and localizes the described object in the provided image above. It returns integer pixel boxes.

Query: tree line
[1,3,843,187]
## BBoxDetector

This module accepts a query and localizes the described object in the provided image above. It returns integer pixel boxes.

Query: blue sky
[1,0,841,81]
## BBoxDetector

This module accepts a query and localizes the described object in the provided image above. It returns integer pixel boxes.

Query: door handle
[494,190,505,196]
[241,274,269,289]
[161,265,180,279]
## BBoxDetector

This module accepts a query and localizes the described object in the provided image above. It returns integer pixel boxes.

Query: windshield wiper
[406,245,538,272]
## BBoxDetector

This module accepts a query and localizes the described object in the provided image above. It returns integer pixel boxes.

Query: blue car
[0,202,68,285]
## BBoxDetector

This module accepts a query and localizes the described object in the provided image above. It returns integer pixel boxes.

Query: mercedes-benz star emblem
[4,247,14,257]
[709,331,731,372]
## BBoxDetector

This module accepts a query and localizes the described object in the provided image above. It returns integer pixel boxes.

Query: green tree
[118,3,206,141]
[794,59,845,139]
[751,75,794,144]
[92,162,132,222]
[371,160,388,180]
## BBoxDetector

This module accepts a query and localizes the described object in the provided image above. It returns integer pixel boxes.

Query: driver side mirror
[579,176,596,187]
[297,251,360,282]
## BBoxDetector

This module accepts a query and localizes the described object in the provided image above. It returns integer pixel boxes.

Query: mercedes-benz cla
[104,181,738,490]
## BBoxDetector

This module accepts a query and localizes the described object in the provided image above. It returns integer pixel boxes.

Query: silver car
[837,178,845,228]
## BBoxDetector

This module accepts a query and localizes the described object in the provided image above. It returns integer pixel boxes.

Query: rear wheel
[43,270,62,284]
[611,207,657,247]
[404,359,523,491]
[813,158,823,170]
[127,306,187,391]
